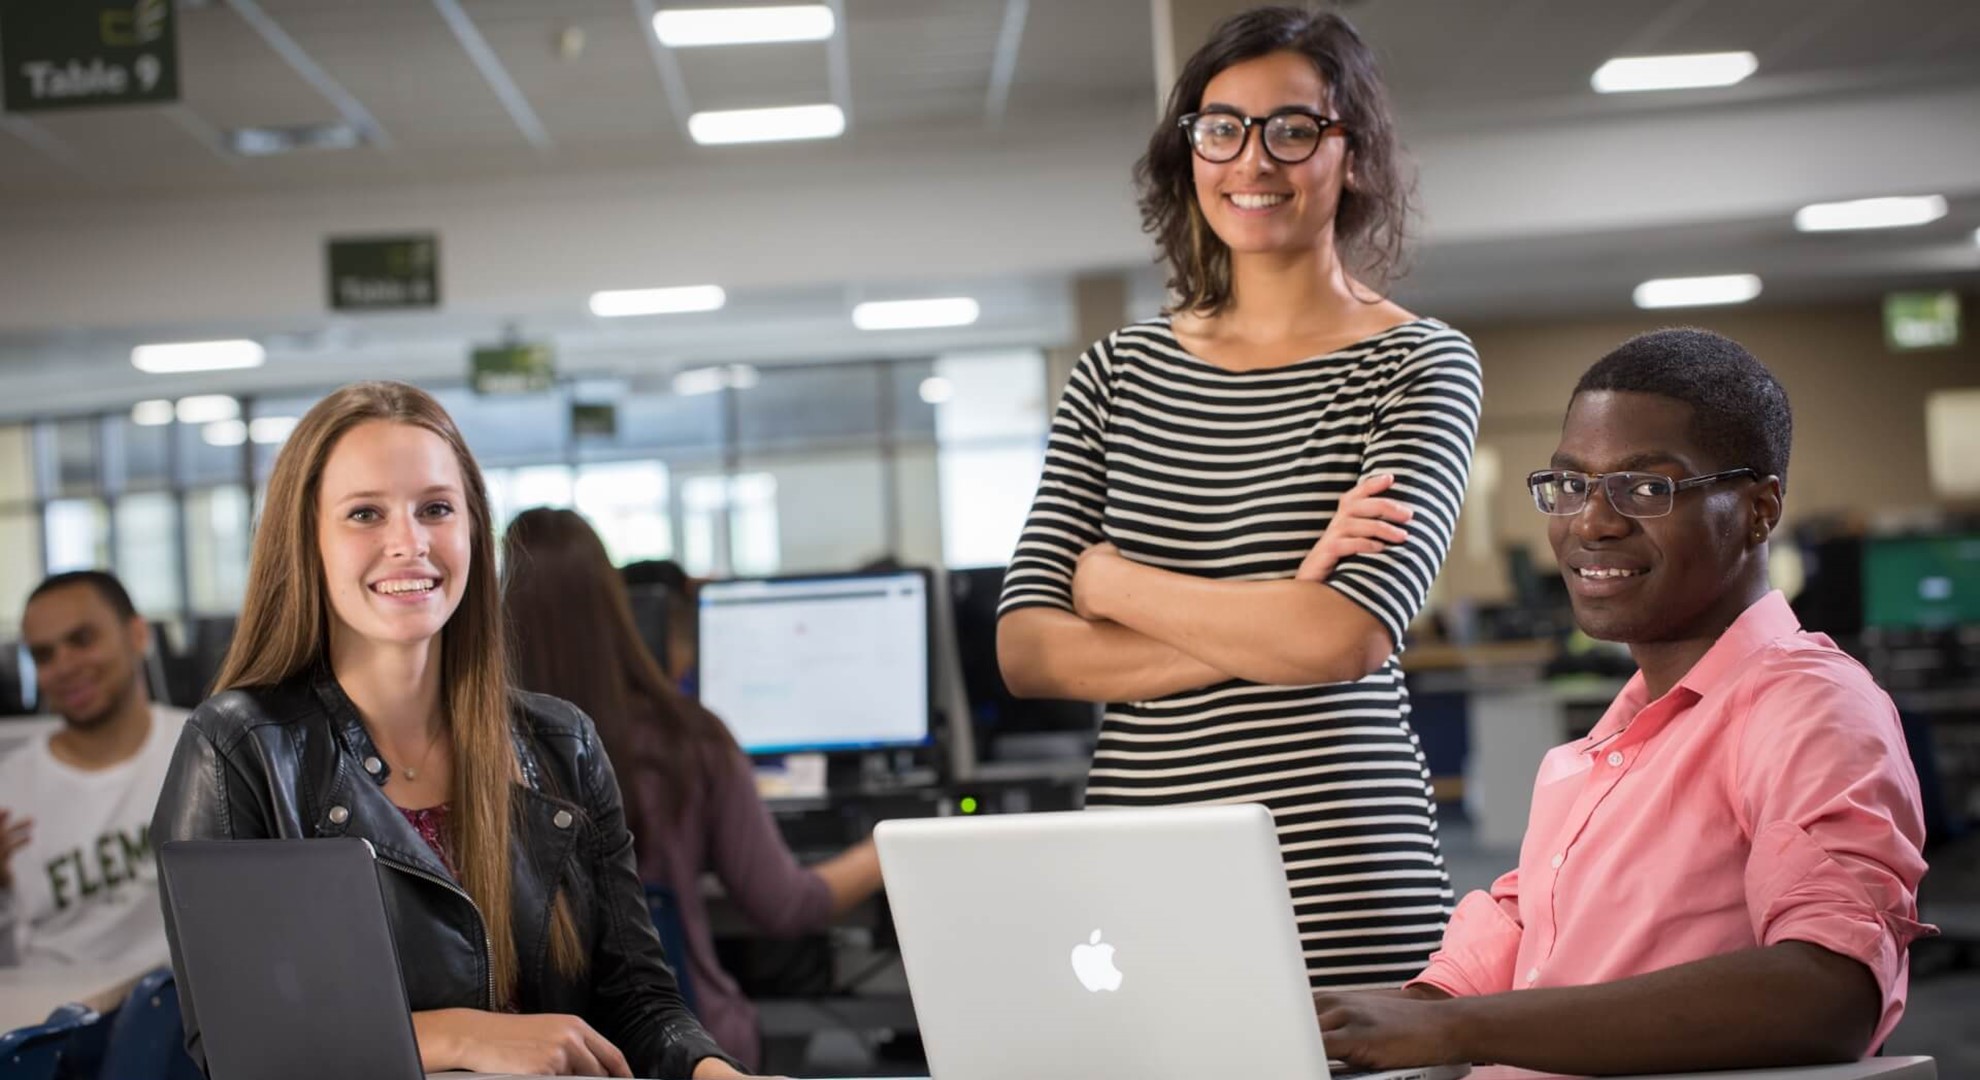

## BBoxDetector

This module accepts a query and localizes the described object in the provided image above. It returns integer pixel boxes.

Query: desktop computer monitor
[624,584,673,675]
[949,566,1099,760]
[1863,533,1980,630]
[698,569,933,755]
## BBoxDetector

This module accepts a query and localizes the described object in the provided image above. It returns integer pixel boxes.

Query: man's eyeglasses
[1526,468,1759,519]
[1178,109,1344,165]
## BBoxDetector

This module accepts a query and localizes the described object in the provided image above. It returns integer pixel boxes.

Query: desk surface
[445,1057,1934,1079]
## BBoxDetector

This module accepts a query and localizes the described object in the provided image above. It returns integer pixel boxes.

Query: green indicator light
[959,797,980,815]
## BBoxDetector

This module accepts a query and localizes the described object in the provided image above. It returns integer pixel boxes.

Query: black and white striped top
[999,317,1482,989]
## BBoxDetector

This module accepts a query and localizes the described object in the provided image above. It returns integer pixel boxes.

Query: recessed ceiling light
[672,364,760,396]
[853,298,981,331]
[1793,195,1949,232]
[227,122,364,158]
[589,285,727,317]
[174,395,242,424]
[132,340,265,374]
[130,400,175,426]
[1592,51,1757,93]
[654,5,834,47]
[1632,274,1762,310]
[202,420,248,447]
[918,377,955,405]
[249,416,300,444]
[688,104,844,146]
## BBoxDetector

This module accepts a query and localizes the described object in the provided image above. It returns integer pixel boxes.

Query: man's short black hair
[1573,327,1792,485]
[28,570,139,622]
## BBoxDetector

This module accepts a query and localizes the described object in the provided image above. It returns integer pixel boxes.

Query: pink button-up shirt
[1411,591,1933,1048]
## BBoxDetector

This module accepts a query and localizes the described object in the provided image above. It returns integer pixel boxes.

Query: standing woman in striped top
[997,6,1481,991]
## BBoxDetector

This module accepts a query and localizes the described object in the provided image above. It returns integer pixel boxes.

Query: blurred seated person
[0,571,189,968]
[1314,329,1934,1074]
[506,509,885,1071]
[622,559,700,696]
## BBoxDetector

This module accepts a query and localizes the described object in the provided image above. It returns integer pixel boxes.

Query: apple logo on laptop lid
[1070,929,1123,992]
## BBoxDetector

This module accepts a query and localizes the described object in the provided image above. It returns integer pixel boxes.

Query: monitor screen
[698,570,932,754]
[1863,534,1980,630]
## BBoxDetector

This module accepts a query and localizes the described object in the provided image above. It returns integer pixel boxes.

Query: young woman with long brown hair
[503,507,883,1072]
[151,382,748,1078]
[998,6,1482,992]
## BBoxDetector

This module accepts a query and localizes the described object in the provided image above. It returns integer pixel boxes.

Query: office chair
[98,966,203,1080]
[0,1003,101,1080]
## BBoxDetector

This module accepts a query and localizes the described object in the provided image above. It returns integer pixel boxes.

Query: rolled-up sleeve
[1408,867,1522,997]
[1735,651,1934,1048]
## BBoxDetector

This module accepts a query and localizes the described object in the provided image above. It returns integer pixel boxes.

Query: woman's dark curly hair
[1135,5,1414,315]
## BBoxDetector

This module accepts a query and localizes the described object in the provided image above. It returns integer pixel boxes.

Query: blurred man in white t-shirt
[0,571,189,968]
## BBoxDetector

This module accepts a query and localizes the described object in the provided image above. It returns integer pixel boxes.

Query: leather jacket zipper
[379,854,498,1011]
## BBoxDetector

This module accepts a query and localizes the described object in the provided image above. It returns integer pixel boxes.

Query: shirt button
[553,810,574,830]
[1606,751,1625,768]
[1550,852,1564,869]
[328,805,350,825]
[363,756,383,775]
[1525,967,1539,985]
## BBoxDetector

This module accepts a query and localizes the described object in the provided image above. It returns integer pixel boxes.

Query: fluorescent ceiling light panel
[654,5,834,47]
[1793,195,1949,232]
[249,416,300,444]
[130,399,175,426]
[918,376,955,405]
[853,297,981,331]
[589,285,727,317]
[672,364,760,396]
[688,104,844,146]
[227,122,364,158]
[1632,274,1762,310]
[202,420,248,447]
[132,340,265,374]
[174,395,241,424]
[1592,51,1757,93]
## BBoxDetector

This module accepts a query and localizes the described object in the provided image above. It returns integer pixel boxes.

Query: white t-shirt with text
[0,704,189,968]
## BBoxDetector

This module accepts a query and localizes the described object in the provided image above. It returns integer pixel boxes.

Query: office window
[579,385,725,461]
[115,492,184,617]
[574,461,673,565]
[485,465,575,537]
[112,413,174,493]
[929,351,1050,568]
[251,393,323,484]
[737,364,883,452]
[440,387,569,468]
[0,511,41,635]
[0,424,38,504]
[45,498,110,572]
[736,452,884,574]
[175,411,249,487]
[679,472,782,577]
[186,487,250,615]
[46,418,102,498]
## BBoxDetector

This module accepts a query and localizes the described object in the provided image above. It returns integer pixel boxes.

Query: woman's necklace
[401,723,444,782]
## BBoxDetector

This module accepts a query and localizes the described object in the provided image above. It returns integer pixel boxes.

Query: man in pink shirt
[1315,328,1933,1074]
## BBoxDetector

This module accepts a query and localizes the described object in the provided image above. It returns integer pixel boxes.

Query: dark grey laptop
[158,838,426,1080]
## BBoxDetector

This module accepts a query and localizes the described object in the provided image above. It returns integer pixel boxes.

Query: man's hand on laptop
[1312,989,1468,1072]
[412,1008,633,1077]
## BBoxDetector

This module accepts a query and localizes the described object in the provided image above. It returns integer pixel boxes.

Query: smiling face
[22,584,147,729]
[1548,390,1777,645]
[1192,49,1350,258]
[316,420,472,656]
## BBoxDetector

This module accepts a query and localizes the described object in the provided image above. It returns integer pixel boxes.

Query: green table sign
[571,402,618,439]
[1884,291,1960,352]
[472,344,555,395]
[328,235,440,312]
[2,0,178,112]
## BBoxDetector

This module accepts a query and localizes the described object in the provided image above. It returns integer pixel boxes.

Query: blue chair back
[644,882,700,1015]
[0,1003,101,1080]
[98,966,203,1080]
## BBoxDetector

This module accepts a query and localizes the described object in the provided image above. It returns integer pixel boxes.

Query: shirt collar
[1577,590,1800,751]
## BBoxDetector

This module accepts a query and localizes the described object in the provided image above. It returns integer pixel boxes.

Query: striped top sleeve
[998,335,1116,615]
[1323,330,1482,650]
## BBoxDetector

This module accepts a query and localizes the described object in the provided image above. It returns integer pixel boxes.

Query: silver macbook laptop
[876,804,1468,1080]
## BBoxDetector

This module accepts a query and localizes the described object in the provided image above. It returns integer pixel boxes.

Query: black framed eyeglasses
[1179,109,1343,164]
[1526,468,1759,519]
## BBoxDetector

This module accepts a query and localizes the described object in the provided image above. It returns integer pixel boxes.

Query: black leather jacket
[150,668,740,1078]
